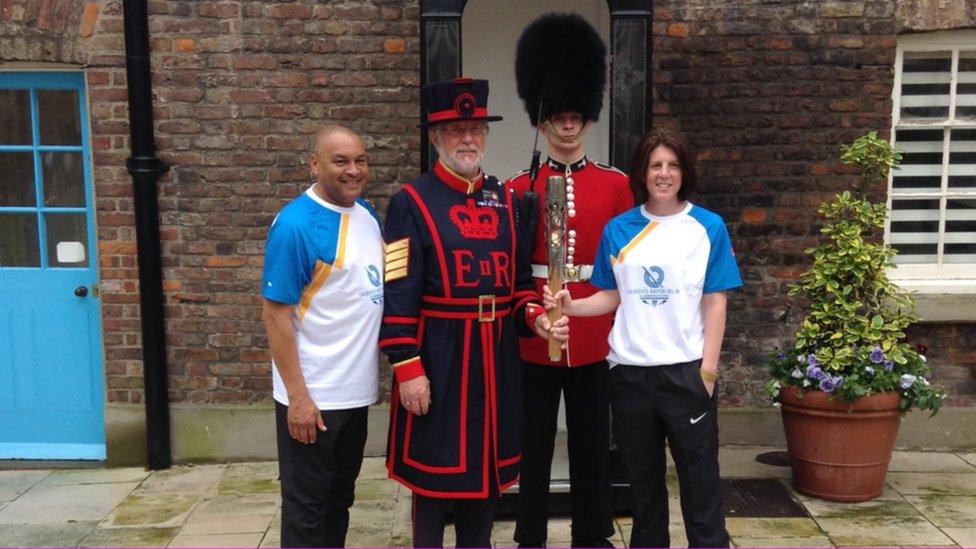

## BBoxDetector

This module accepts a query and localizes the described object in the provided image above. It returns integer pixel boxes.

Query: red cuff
[525,303,545,331]
[393,356,425,383]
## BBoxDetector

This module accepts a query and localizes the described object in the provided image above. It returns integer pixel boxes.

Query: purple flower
[807,364,825,381]
[819,375,843,393]
[865,366,875,375]
[807,354,820,367]
[776,353,786,362]
[900,374,917,390]
[869,346,884,364]
[883,359,894,371]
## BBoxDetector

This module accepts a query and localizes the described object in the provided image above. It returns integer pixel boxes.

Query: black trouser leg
[412,493,447,548]
[564,362,613,545]
[514,364,563,547]
[454,492,498,548]
[276,402,368,548]
[609,366,669,549]
[659,362,729,548]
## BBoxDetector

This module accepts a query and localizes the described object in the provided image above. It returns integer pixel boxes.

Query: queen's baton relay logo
[361,265,384,305]
[626,266,679,307]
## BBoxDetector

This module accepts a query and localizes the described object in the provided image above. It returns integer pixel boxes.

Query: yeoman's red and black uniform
[381,160,540,498]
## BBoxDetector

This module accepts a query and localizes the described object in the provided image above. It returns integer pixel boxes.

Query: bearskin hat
[515,12,607,126]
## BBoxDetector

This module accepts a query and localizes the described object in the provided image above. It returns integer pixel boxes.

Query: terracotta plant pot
[778,386,903,502]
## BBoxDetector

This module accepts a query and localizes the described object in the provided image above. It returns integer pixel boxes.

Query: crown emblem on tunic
[449,198,499,240]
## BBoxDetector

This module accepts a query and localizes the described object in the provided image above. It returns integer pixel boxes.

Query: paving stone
[181,513,274,535]
[618,521,687,548]
[192,494,280,517]
[346,523,392,547]
[942,527,976,547]
[359,456,389,480]
[888,452,975,473]
[168,532,264,548]
[354,477,398,504]
[135,464,225,495]
[79,526,179,547]
[102,493,199,527]
[887,472,976,496]
[389,485,413,546]
[907,495,976,527]
[959,454,976,468]
[726,517,824,538]
[218,463,280,495]
[815,516,954,547]
[0,481,139,524]
[545,518,573,544]
[0,520,98,546]
[732,535,834,547]
[719,446,792,479]
[259,528,281,549]
[799,496,920,519]
[39,467,150,486]
[0,470,50,502]
[349,501,396,530]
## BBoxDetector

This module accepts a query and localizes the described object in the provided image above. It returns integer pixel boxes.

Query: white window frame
[888,30,976,321]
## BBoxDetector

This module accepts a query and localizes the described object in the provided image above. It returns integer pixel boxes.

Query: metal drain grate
[496,478,807,519]
[722,478,808,518]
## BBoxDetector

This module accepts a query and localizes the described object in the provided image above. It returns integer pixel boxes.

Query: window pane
[45,214,88,268]
[957,51,976,120]
[948,129,976,190]
[900,51,951,120]
[892,128,943,193]
[890,198,940,264]
[41,152,85,207]
[38,90,81,146]
[0,153,36,207]
[0,90,31,145]
[945,198,976,263]
[0,214,40,267]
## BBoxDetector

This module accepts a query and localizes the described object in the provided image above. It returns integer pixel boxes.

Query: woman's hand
[534,311,569,348]
[542,284,572,314]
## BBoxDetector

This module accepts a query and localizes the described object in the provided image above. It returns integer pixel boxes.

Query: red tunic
[509,156,633,366]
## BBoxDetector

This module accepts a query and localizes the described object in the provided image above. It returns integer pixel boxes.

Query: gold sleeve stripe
[385,238,409,253]
[614,221,658,266]
[385,268,408,283]
[385,247,409,263]
[393,356,419,368]
[386,257,408,271]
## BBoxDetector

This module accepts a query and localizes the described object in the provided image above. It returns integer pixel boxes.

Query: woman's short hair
[628,129,698,205]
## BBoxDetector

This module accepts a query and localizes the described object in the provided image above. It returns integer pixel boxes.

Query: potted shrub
[765,132,946,502]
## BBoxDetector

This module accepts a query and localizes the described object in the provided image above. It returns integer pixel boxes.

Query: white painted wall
[462,0,612,181]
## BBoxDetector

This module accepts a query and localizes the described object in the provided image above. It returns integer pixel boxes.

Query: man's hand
[400,375,431,416]
[535,312,569,348]
[288,392,326,444]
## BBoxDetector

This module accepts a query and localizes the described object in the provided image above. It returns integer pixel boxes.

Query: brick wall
[3,0,420,404]
[2,0,972,408]
[651,0,974,406]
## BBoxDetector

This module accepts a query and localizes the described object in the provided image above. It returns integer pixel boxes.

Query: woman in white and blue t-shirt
[546,129,741,548]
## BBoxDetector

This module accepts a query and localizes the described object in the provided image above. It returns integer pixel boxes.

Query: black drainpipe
[122,0,172,470]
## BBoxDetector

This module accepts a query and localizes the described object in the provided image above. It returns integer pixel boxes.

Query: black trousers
[515,361,613,546]
[411,489,498,548]
[275,402,368,548]
[610,362,729,548]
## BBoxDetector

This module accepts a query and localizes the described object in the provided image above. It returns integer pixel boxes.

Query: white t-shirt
[261,188,383,409]
[591,203,742,367]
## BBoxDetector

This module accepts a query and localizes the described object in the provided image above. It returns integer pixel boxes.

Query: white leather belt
[531,263,594,282]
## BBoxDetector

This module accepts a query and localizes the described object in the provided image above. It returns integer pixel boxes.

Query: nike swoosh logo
[690,412,707,424]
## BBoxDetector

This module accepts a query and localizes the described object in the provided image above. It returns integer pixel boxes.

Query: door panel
[0,72,104,460]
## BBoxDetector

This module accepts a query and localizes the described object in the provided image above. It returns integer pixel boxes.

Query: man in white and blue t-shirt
[261,125,383,548]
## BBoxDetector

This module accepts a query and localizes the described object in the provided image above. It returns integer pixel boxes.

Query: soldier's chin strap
[528,100,544,192]
[520,100,544,258]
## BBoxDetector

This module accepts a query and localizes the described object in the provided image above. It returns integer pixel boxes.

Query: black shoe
[518,543,545,548]
[571,539,615,548]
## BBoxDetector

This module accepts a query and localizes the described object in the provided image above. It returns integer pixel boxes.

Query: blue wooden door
[0,72,105,459]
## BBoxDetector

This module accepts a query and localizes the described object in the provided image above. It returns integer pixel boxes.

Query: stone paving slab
[101,493,200,528]
[942,527,976,547]
[191,494,280,517]
[79,525,179,547]
[888,452,975,473]
[38,467,150,486]
[719,446,792,479]
[0,470,49,502]
[134,464,225,495]
[798,496,921,519]
[732,535,835,547]
[0,520,98,546]
[906,495,976,527]
[814,516,956,547]
[217,462,279,496]
[617,521,688,548]
[180,513,274,535]
[168,531,265,548]
[726,517,825,539]
[887,472,976,496]
[0,481,139,524]
[959,453,976,468]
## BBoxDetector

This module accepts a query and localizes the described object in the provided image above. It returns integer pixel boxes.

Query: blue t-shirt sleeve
[590,224,618,290]
[704,220,742,294]
[262,214,310,305]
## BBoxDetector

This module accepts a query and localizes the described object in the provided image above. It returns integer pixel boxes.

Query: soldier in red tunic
[508,14,634,548]
[380,77,565,548]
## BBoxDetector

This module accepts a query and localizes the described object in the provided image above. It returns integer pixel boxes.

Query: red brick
[666,23,689,38]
